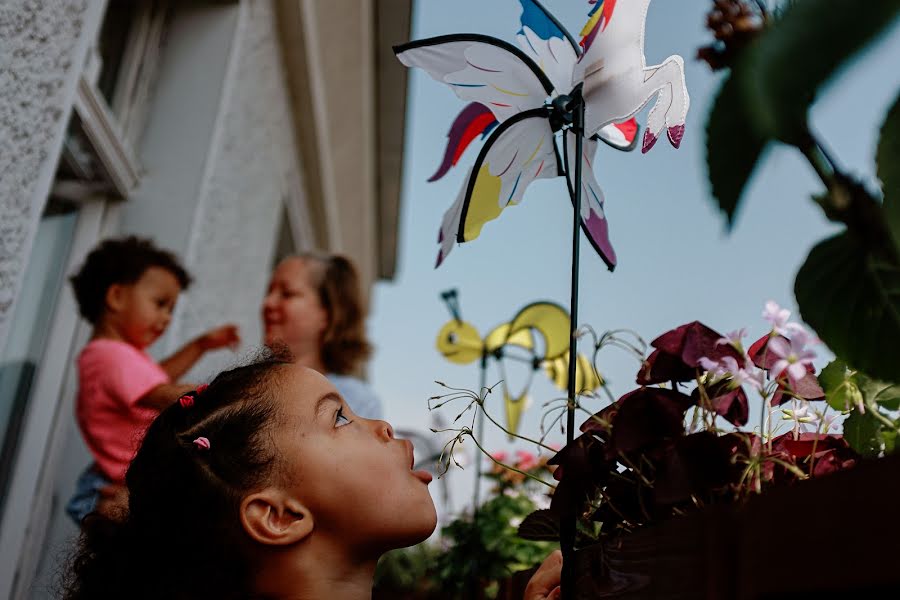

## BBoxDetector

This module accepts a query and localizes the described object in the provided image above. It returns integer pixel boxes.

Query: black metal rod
[560,92,585,600]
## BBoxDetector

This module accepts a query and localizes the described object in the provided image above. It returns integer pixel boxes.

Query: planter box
[571,452,900,599]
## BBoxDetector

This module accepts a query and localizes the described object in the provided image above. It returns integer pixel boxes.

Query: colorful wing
[485,322,534,355]
[429,103,498,183]
[507,302,571,360]
[565,134,617,270]
[595,118,639,151]
[435,169,469,267]
[394,34,553,123]
[455,108,558,250]
[504,389,531,438]
[543,353,604,394]
[579,0,617,55]
[515,0,579,95]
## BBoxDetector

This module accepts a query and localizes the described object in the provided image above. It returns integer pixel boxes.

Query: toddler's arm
[136,382,196,411]
[159,324,240,381]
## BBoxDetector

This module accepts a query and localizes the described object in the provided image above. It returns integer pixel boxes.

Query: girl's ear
[240,489,314,546]
[105,283,127,313]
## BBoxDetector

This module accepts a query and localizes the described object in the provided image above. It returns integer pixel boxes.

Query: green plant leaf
[738,0,900,145]
[877,92,900,252]
[795,232,900,383]
[843,410,882,458]
[818,359,863,412]
[705,73,769,225]
[857,374,900,411]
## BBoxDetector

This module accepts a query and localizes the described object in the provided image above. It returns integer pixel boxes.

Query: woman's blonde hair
[298,252,373,376]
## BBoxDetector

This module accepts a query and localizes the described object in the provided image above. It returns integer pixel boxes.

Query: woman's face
[272,366,437,552]
[262,258,329,355]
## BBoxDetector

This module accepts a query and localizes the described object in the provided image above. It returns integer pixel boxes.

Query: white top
[326,373,383,420]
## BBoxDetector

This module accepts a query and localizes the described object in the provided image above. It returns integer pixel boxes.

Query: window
[0,201,79,511]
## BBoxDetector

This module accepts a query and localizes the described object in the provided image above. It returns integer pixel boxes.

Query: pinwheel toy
[435,290,601,505]
[395,0,689,270]
[399,3,688,588]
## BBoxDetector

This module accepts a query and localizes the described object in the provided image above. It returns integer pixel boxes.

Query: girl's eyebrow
[314,392,343,418]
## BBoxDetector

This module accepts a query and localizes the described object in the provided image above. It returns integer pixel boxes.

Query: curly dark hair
[62,348,293,600]
[70,236,192,325]
[299,252,373,376]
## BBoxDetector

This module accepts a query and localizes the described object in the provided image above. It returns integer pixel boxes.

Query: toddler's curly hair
[70,236,192,324]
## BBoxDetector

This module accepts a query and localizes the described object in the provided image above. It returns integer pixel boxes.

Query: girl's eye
[335,407,352,428]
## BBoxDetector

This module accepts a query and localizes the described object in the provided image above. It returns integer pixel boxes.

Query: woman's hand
[524,550,562,600]
[198,324,241,351]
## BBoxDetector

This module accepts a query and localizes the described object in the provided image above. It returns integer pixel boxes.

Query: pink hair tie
[193,437,211,450]
[178,394,194,408]
[196,383,209,394]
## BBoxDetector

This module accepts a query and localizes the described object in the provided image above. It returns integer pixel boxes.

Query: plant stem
[479,398,557,452]
[467,433,556,489]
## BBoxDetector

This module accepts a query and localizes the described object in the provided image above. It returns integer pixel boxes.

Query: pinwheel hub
[548,85,584,133]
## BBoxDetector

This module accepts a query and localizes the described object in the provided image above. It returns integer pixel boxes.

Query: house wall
[0,1,312,597]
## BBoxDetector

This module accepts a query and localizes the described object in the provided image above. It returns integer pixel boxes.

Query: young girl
[262,253,383,419]
[63,351,562,599]
[66,236,240,522]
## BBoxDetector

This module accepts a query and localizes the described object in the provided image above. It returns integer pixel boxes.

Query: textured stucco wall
[0,0,92,348]
[171,0,307,379]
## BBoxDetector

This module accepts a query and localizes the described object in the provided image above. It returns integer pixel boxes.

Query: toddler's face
[115,266,181,348]
[272,365,437,552]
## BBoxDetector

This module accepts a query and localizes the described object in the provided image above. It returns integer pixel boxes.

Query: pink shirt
[76,339,169,482]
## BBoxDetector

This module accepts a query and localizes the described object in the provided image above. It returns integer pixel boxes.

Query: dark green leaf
[817,359,848,392]
[843,410,882,458]
[738,0,900,145]
[877,92,900,252]
[857,373,900,411]
[795,232,900,383]
[705,73,769,225]
[818,359,862,411]
[517,509,558,542]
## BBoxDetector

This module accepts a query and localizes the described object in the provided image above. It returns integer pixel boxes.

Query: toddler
[66,236,239,522]
[63,350,561,599]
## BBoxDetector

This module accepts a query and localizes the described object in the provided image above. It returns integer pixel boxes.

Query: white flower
[699,355,764,391]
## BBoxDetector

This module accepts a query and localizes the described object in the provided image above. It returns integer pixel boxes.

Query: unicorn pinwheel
[395,0,690,269]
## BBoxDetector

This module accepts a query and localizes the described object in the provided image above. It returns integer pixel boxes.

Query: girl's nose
[374,420,394,441]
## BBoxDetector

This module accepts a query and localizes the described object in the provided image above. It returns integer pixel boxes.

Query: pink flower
[699,355,764,391]
[782,401,817,438]
[490,450,509,464]
[515,449,538,471]
[819,412,841,433]
[762,301,811,339]
[763,301,790,331]
[769,335,816,387]
[716,328,747,349]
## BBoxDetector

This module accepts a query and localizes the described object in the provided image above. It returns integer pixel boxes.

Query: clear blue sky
[367,0,900,515]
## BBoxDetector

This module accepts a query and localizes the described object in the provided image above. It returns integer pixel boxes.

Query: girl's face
[112,266,181,348]
[272,365,437,552]
[262,258,329,356]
